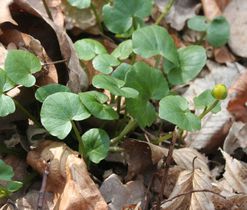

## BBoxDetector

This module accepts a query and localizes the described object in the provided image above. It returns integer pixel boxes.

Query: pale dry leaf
[100,174,145,210]
[27,140,107,210]
[173,148,211,176]
[0,43,8,68]
[155,0,200,31]
[0,0,17,25]
[201,0,221,20]
[161,169,214,210]
[224,0,247,57]
[221,149,247,194]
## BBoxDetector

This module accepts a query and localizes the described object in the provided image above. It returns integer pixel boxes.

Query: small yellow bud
[211,84,227,100]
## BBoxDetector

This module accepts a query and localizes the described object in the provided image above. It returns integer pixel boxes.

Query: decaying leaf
[100,174,145,210]
[0,0,17,25]
[27,140,107,210]
[201,0,221,20]
[161,169,214,210]
[221,149,247,194]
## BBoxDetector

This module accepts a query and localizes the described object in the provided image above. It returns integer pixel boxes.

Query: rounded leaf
[92,54,120,74]
[0,95,15,117]
[159,95,201,131]
[4,50,42,87]
[67,0,91,9]
[187,16,208,32]
[41,92,90,139]
[112,63,131,81]
[81,128,110,163]
[111,40,133,60]
[0,160,14,181]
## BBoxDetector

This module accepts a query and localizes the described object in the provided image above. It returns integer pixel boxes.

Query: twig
[42,59,68,66]
[143,174,155,210]
[37,161,50,210]
[156,131,177,210]
[161,189,226,204]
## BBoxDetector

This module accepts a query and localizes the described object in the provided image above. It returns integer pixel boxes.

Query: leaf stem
[198,99,219,120]
[155,0,176,25]
[71,121,84,156]
[91,3,104,34]
[13,99,42,128]
[109,146,124,152]
[116,96,121,114]
[110,118,137,145]
[154,132,173,144]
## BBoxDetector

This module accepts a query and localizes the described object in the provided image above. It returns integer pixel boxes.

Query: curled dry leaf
[0,0,17,25]
[161,169,214,210]
[100,174,145,210]
[27,140,107,210]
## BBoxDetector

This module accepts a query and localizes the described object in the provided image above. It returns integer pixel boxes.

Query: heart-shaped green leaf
[0,70,14,93]
[206,16,230,47]
[67,0,91,9]
[159,95,201,131]
[125,62,169,127]
[111,40,133,60]
[74,39,107,61]
[79,91,118,120]
[92,74,138,98]
[0,95,15,117]
[194,90,221,113]
[164,45,206,85]
[112,63,131,81]
[103,0,152,34]
[81,128,110,163]
[40,92,90,139]
[35,84,71,102]
[4,50,42,87]
[132,25,179,65]
[0,160,14,181]
[188,16,208,32]
[92,54,120,74]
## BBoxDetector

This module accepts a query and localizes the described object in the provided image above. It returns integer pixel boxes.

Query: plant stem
[130,53,136,65]
[198,99,219,120]
[110,118,137,145]
[109,146,124,152]
[71,121,84,156]
[154,132,172,144]
[116,96,121,114]
[91,3,104,34]
[155,0,176,25]
[13,99,42,128]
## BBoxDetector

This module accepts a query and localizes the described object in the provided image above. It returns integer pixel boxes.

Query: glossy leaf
[132,25,179,65]
[194,90,221,113]
[74,39,107,61]
[0,160,13,181]
[164,45,206,85]
[111,40,133,60]
[159,95,201,131]
[125,62,169,127]
[67,0,91,9]
[112,63,131,81]
[79,91,118,120]
[92,74,138,98]
[35,84,71,102]
[92,54,120,74]
[40,92,90,139]
[81,128,110,163]
[5,50,42,87]
[103,0,152,34]
[188,16,208,32]
[206,16,230,47]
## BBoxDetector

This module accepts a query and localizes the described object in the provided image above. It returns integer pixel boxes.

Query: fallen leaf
[215,0,231,11]
[224,0,247,57]
[201,0,221,20]
[213,46,235,64]
[100,174,145,210]
[0,0,17,25]
[161,169,214,210]
[27,140,108,210]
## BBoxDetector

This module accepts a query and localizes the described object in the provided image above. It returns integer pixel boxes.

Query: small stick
[37,161,50,210]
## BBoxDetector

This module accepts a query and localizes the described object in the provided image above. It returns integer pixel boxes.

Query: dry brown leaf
[221,149,247,194]
[0,0,17,25]
[215,0,231,11]
[213,46,235,64]
[201,0,221,20]
[100,174,145,210]
[224,0,247,58]
[161,169,214,210]
[27,140,107,210]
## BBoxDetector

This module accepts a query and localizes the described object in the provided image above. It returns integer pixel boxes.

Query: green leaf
[112,63,131,81]
[92,54,120,74]
[194,90,221,113]
[125,62,169,127]
[0,160,14,181]
[206,16,230,47]
[74,39,107,61]
[103,0,152,34]
[40,92,90,139]
[0,94,15,117]
[6,181,23,192]
[187,16,208,32]
[79,91,118,120]
[35,84,71,102]
[81,128,110,163]
[67,0,91,9]
[111,40,133,60]
[92,74,138,98]
[0,70,14,93]
[0,187,9,198]
[132,25,179,65]
[164,45,206,85]
[159,95,201,131]
[4,50,42,87]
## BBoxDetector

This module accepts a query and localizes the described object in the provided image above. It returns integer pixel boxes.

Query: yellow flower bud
[211,84,227,100]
